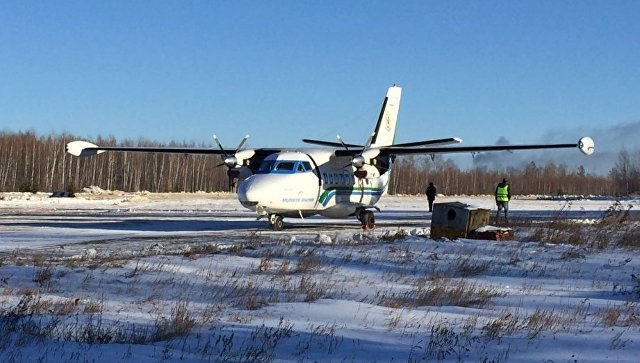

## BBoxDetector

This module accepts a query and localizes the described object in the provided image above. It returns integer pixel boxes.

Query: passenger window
[303,162,312,171]
[297,163,304,172]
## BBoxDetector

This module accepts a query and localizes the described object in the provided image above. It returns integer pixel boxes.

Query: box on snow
[430,202,490,240]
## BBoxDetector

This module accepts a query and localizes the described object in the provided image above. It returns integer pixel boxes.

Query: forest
[0,131,638,196]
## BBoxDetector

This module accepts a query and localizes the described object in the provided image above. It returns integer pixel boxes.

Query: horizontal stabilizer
[302,139,363,148]
[389,137,463,148]
[303,137,462,149]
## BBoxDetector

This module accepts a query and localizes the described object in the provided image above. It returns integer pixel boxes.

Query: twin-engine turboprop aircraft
[67,85,595,230]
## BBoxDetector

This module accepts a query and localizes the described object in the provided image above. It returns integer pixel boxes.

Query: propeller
[213,134,250,169]
[213,134,250,191]
[339,132,377,179]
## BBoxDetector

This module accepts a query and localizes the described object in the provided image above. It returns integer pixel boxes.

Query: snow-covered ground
[0,191,638,362]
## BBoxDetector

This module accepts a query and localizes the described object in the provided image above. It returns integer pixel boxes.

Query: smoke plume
[460,121,640,175]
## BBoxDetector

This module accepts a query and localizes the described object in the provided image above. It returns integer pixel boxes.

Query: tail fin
[370,85,402,147]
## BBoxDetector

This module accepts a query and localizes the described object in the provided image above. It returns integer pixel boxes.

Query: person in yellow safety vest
[495,178,510,224]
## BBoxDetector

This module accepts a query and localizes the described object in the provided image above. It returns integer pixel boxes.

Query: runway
[0,193,636,258]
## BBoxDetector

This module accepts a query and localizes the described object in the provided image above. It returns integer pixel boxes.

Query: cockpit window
[275,161,295,171]
[257,160,275,174]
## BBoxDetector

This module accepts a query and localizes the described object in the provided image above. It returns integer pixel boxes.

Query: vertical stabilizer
[370,85,402,147]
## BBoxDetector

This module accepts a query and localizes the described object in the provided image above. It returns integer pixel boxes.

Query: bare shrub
[521,202,589,247]
[153,301,196,341]
[602,306,621,327]
[426,322,460,361]
[124,260,149,278]
[463,315,478,335]
[13,292,50,315]
[609,330,629,350]
[415,321,479,363]
[242,318,294,362]
[295,251,323,274]
[591,202,637,249]
[525,309,561,339]
[298,276,333,302]
[32,259,55,290]
[238,282,268,310]
[617,224,640,249]
[387,310,403,330]
[255,250,275,273]
[51,297,80,315]
[380,278,504,308]
[482,311,521,341]
[83,295,105,314]
[454,255,490,277]
[200,304,224,324]
[600,201,633,226]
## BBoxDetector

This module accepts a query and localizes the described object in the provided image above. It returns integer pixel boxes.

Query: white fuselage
[237,149,390,218]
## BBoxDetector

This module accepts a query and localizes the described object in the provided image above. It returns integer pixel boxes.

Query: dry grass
[0,213,638,361]
[379,277,504,308]
[519,201,639,250]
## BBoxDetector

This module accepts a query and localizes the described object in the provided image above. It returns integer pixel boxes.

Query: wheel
[362,210,375,230]
[270,214,284,231]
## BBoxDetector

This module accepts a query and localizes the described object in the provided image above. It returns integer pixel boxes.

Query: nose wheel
[269,214,284,231]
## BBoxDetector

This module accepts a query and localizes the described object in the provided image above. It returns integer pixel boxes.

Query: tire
[271,214,284,231]
[363,211,375,229]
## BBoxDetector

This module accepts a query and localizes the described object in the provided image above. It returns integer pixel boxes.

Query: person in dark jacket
[495,178,510,223]
[425,182,437,212]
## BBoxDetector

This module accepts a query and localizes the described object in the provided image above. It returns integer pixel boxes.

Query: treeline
[0,131,638,196]
[389,156,614,196]
[0,131,228,193]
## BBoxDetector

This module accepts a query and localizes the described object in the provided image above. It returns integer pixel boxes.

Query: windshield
[256,160,312,174]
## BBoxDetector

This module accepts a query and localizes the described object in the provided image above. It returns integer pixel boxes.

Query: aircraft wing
[66,140,281,157]
[66,140,288,176]
[334,137,595,157]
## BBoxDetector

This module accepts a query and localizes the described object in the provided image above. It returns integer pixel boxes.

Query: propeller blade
[212,135,226,156]
[363,132,375,150]
[235,134,250,153]
[336,135,349,152]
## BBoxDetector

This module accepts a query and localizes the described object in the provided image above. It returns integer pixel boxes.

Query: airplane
[66,85,595,231]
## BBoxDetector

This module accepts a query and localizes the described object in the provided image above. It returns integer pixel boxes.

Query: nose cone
[237,177,261,209]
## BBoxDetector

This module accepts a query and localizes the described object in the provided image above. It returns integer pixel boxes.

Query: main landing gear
[357,209,375,230]
[269,214,284,231]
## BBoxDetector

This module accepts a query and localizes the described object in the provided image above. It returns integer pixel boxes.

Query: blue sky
[1,1,638,173]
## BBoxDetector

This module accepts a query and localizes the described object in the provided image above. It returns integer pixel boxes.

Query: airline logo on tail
[371,85,402,147]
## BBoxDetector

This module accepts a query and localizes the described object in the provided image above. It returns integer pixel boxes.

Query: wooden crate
[430,202,491,240]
